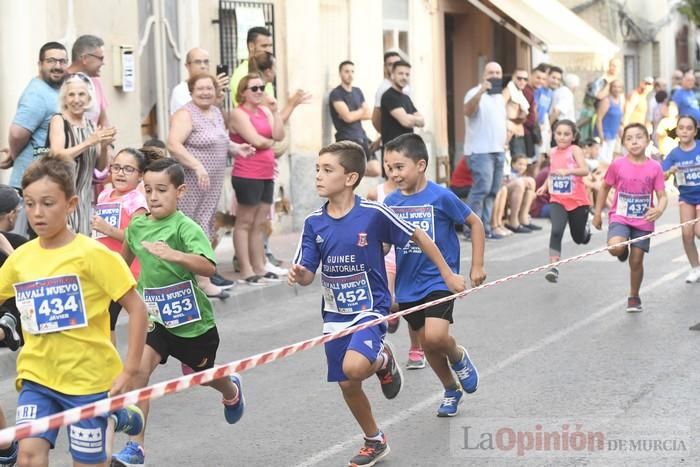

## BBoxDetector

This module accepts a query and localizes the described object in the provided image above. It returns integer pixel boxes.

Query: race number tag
[321,272,373,314]
[390,205,435,254]
[142,280,201,328]
[550,175,573,195]
[616,192,651,219]
[13,275,88,334]
[676,164,700,187]
[92,202,121,239]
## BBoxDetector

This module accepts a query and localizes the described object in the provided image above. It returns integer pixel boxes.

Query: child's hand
[141,241,180,262]
[536,183,548,196]
[444,273,466,294]
[469,265,486,288]
[592,213,603,230]
[110,369,137,396]
[644,207,663,222]
[668,166,678,174]
[287,264,308,286]
[91,215,111,235]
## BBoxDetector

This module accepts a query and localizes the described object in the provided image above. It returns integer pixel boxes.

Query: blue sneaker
[224,373,245,424]
[0,441,17,466]
[437,388,463,417]
[451,345,479,393]
[111,441,144,467]
[110,405,144,436]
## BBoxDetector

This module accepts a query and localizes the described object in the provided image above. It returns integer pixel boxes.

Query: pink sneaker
[406,347,426,370]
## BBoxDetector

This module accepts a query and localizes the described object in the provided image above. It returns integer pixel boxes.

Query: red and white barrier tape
[0,217,697,445]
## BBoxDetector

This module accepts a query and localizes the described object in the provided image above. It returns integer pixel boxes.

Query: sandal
[239,275,265,286]
[262,272,282,282]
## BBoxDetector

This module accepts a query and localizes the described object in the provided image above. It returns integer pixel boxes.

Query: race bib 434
[14,275,88,334]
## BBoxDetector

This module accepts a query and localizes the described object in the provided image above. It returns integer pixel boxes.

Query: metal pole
[153,0,169,139]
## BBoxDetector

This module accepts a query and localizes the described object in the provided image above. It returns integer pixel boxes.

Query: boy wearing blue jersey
[384,134,486,418]
[289,141,465,467]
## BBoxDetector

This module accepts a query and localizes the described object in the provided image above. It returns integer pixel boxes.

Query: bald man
[169,48,229,113]
[463,61,509,239]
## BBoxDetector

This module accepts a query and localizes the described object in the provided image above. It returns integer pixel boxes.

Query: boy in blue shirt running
[289,141,465,466]
[384,133,486,417]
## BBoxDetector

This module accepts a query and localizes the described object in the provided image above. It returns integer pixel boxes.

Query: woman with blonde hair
[47,72,116,235]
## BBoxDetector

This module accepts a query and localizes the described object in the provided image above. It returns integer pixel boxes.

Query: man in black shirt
[328,61,379,176]
[380,60,424,146]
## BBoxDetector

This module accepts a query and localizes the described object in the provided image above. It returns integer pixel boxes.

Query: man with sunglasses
[67,34,110,127]
[4,42,68,238]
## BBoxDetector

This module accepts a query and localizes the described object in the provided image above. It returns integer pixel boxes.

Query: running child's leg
[629,247,645,298]
[421,319,460,389]
[17,438,50,467]
[127,346,161,447]
[568,205,591,244]
[548,203,568,261]
[680,203,700,268]
[339,379,378,437]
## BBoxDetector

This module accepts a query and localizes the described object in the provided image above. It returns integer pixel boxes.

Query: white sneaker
[685,268,700,283]
[264,261,288,275]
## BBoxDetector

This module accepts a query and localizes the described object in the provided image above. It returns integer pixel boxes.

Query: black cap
[0,185,21,214]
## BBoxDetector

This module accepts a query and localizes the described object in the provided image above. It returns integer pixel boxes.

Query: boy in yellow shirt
[0,158,148,466]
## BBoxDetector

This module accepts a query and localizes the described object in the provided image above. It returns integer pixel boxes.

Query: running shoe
[626,296,643,313]
[211,272,235,289]
[348,433,390,467]
[0,441,17,466]
[617,245,630,262]
[110,405,144,436]
[437,388,463,417]
[111,441,145,467]
[264,260,288,276]
[451,345,479,393]
[376,341,403,399]
[406,348,426,369]
[0,313,21,351]
[545,267,559,283]
[223,373,246,424]
[685,268,700,283]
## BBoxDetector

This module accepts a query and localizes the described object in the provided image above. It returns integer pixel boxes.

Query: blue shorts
[608,222,651,252]
[16,380,109,464]
[324,317,386,382]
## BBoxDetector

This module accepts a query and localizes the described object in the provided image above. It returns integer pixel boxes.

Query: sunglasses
[70,72,91,84]
[247,85,265,93]
[515,76,528,81]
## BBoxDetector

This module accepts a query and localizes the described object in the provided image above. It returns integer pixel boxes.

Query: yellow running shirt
[0,234,135,395]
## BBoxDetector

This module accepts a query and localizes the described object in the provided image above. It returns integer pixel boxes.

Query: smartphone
[487,77,503,95]
[216,64,229,76]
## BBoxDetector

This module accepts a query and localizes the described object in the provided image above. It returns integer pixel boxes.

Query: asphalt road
[0,201,698,466]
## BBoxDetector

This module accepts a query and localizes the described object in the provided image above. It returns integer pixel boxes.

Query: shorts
[109,301,122,331]
[608,222,651,252]
[231,177,274,206]
[16,380,108,464]
[324,317,386,382]
[679,199,700,209]
[147,323,220,370]
[399,290,455,331]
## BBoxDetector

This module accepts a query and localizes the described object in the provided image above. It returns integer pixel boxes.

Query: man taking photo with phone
[170,47,230,113]
[463,61,508,239]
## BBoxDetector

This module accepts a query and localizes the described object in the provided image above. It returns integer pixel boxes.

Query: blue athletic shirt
[293,196,414,334]
[662,144,700,205]
[384,181,472,303]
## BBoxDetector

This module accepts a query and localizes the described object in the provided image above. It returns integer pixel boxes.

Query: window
[382,0,409,55]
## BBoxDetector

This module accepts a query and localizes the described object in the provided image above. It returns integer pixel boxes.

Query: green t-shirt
[230,59,275,106]
[125,211,216,338]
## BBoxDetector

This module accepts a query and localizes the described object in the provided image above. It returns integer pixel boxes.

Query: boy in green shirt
[112,159,245,467]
